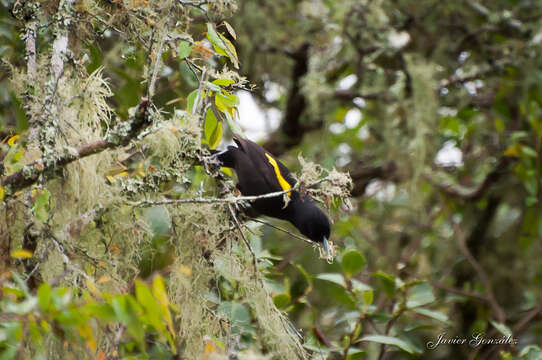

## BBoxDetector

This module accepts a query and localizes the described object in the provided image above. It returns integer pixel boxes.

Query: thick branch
[25,19,37,83]
[263,43,312,156]
[51,0,76,81]
[350,161,397,197]
[425,158,510,201]
[2,99,150,193]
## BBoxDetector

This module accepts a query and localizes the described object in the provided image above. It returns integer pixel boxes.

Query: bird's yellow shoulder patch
[265,153,292,196]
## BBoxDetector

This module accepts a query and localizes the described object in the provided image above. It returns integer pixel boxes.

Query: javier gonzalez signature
[426,332,519,350]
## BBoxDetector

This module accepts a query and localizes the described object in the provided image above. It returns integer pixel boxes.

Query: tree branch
[425,157,511,201]
[2,98,151,193]
[130,177,331,208]
[454,222,506,323]
[263,43,312,156]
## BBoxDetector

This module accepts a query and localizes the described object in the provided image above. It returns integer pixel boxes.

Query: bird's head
[290,198,331,256]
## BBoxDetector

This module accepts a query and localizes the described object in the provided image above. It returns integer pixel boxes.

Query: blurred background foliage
[1,0,542,359]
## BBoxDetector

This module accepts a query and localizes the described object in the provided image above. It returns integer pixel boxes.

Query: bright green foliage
[0,273,176,358]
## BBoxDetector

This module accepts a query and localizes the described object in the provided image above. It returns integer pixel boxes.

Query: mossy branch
[2,98,151,194]
[129,176,331,207]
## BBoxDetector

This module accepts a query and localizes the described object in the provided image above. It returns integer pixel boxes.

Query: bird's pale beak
[322,236,330,258]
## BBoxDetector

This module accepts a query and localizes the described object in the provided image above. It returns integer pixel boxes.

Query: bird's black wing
[233,136,296,193]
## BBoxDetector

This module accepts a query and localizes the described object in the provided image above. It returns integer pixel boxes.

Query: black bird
[213,135,331,255]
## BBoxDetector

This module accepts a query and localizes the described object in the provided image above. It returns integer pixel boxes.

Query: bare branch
[228,204,258,272]
[250,218,315,246]
[454,223,506,323]
[425,158,511,201]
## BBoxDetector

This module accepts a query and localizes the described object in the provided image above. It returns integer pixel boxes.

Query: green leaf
[316,274,356,308]
[85,302,116,323]
[206,23,227,56]
[412,308,449,323]
[406,282,435,308]
[5,297,37,315]
[135,280,163,331]
[212,78,235,87]
[177,41,192,60]
[217,302,251,331]
[360,335,416,354]
[205,109,223,149]
[204,81,222,92]
[316,273,346,287]
[37,283,52,313]
[346,348,366,360]
[222,107,246,137]
[295,264,313,288]
[273,293,291,309]
[186,89,199,113]
[216,92,239,108]
[51,287,72,309]
[521,145,538,158]
[351,279,372,293]
[519,345,542,358]
[112,295,145,349]
[362,290,373,307]
[372,271,396,298]
[341,249,366,277]
[490,321,513,338]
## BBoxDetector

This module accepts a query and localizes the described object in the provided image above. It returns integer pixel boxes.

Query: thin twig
[514,304,542,334]
[430,280,491,303]
[228,204,257,273]
[454,223,506,323]
[148,26,168,98]
[250,218,315,246]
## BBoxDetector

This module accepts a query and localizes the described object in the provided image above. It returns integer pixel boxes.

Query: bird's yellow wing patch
[265,153,292,196]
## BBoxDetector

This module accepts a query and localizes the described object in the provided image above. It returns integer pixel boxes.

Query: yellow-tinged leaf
[11,249,33,259]
[221,167,232,177]
[152,276,175,338]
[87,279,101,297]
[134,163,145,177]
[0,186,4,201]
[77,324,97,352]
[40,320,51,332]
[221,21,237,40]
[7,135,19,147]
[153,276,169,307]
[97,275,112,284]
[218,34,239,69]
[503,144,519,157]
